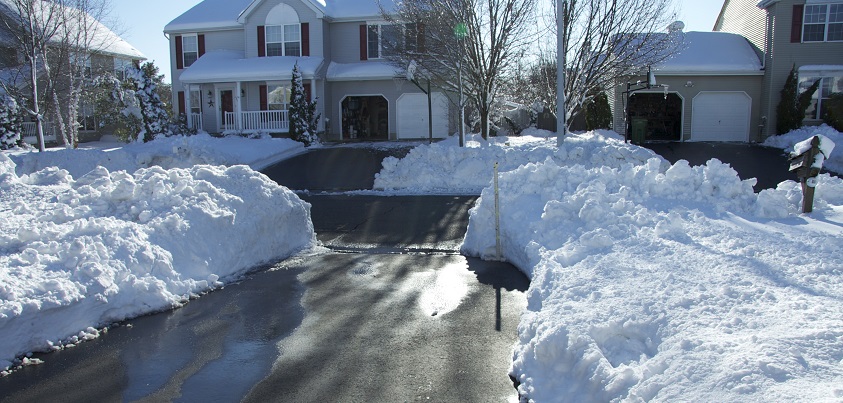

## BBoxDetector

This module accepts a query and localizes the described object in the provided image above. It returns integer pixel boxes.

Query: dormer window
[803,4,843,42]
[266,24,301,57]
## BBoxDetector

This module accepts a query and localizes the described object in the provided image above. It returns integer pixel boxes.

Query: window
[266,24,301,57]
[367,24,401,59]
[267,85,291,110]
[803,4,843,42]
[183,34,198,67]
[78,102,97,132]
[114,58,133,80]
[800,75,843,119]
[189,90,202,115]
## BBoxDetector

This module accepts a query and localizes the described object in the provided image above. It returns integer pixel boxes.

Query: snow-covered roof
[326,61,400,81]
[0,0,145,59]
[165,0,397,33]
[653,32,762,76]
[178,50,324,83]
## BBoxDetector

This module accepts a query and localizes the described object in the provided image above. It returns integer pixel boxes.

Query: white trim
[238,0,324,23]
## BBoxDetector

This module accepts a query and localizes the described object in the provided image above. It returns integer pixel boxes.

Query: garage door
[397,92,448,139]
[690,92,751,142]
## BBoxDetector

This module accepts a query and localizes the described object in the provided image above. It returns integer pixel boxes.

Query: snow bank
[764,125,843,174]
[462,155,843,401]
[0,153,315,372]
[8,133,306,179]
[374,131,663,194]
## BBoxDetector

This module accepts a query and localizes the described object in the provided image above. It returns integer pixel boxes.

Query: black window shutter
[791,4,804,43]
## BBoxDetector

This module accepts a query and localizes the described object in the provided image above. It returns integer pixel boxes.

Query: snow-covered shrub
[824,93,843,132]
[0,96,22,150]
[288,63,320,147]
[776,65,819,134]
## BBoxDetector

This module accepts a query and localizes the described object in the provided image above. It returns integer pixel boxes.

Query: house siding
[613,74,763,141]
[718,0,843,138]
[330,21,367,63]
[242,0,322,59]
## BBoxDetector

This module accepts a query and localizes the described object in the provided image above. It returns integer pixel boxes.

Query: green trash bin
[630,118,647,145]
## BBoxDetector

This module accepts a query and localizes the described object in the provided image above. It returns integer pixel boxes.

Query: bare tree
[510,0,681,129]
[0,0,64,151]
[381,0,536,141]
[1,0,118,149]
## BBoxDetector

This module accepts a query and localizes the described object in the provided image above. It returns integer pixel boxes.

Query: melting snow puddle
[417,263,472,317]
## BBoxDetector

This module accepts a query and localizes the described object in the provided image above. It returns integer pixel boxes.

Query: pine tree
[288,63,320,147]
[0,96,23,150]
[585,91,612,131]
[824,93,843,132]
[776,65,820,134]
[127,62,171,142]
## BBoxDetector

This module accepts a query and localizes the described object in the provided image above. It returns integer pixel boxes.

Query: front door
[220,90,234,130]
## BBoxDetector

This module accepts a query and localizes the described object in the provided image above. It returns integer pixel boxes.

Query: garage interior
[627,93,683,141]
[341,96,389,140]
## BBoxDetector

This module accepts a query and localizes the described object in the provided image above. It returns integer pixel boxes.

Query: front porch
[221,110,289,133]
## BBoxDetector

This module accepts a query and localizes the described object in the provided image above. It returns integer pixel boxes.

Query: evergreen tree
[288,63,320,147]
[776,65,820,134]
[128,62,172,142]
[0,96,23,150]
[585,91,612,130]
[824,93,843,132]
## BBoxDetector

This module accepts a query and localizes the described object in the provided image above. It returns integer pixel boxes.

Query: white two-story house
[164,0,451,141]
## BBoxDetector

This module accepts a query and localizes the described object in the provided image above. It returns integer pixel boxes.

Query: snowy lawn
[379,130,843,401]
[764,124,843,174]
[1,134,316,374]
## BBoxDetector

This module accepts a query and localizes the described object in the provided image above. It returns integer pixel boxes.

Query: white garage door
[690,92,751,142]
[397,92,448,139]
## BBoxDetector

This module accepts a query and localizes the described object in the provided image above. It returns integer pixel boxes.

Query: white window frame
[265,24,301,57]
[266,84,291,110]
[799,74,843,120]
[182,34,199,67]
[189,90,202,115]
[803,3,843,42]
[114,58,133,80]
[367,23,402,59]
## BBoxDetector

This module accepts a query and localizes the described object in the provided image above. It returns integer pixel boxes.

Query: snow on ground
[374,130,663,194]
[764,124,843,174]
[0,135,315,374]
[379,130,843,401]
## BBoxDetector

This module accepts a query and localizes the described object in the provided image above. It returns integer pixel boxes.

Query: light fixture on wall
[241,89,246,97]
[207,90,214,107]
[684,81,694,88]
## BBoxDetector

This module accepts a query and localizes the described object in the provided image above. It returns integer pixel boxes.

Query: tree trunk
[28,55,45,152]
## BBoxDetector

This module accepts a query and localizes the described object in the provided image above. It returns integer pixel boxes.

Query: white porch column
[184,85,193,129]
[235,81,243,131]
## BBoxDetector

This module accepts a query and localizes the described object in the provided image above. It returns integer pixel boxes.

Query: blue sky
[109,0,725,83]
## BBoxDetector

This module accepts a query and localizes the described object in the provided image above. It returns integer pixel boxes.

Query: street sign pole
[556,0,567,147]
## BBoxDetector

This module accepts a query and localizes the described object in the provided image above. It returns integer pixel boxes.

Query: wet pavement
[0,144,528,402]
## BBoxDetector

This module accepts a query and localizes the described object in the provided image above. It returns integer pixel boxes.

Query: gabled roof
[653,31,763,75]
[165,0,397,33]
[0,0,145,59]
[178,50,324,83]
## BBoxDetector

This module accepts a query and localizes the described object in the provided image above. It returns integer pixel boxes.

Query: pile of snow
[0,137,315,373]
[7,133,306,179]
[456,142,843,400]
[764,124,843,174]
[374,130,663,194]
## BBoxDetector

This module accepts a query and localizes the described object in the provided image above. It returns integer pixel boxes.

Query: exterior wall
[719,0,843,138]
[714,0,768,57]
[168,28,243,111]
[329,21,366,64]
[761,1,843,137]
[241,0,323,59]
[613,74,763,141]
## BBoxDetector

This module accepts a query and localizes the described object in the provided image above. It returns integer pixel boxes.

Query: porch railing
[190,113,203,131]
[21,121,58,144]
[223,110,289,133]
